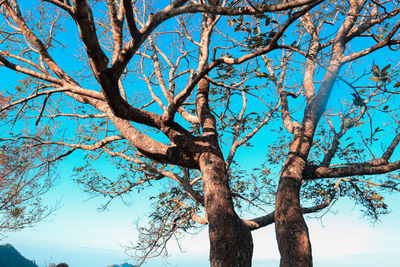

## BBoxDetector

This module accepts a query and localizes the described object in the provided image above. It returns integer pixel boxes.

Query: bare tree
[1,0,400,266]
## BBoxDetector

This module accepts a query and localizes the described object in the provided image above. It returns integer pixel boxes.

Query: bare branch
[42,0,73,12]
[2,1,76,83]
[306,133,400,179]
[123,0,141,42]
[70,0,110,73]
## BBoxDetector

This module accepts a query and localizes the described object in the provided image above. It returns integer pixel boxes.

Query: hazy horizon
[5,241,400,267]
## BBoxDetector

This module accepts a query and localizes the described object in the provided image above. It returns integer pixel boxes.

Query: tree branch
[305,133,400,179]
[42,0,73,12]
[2,1,76,83]
[70,0,109,74]
[107,0,124,64]
[123,0,141,42]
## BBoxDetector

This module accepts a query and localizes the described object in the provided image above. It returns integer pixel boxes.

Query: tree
[0,92,56,236]
[1,0,400,266]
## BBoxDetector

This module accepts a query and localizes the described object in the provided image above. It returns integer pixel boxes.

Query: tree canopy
[1,0,400,266]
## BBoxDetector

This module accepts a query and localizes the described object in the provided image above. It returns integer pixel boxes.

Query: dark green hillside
[0,244,38,267]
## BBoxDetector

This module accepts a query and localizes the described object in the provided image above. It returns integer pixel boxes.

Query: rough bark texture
[200,151,253,267]
[274,22,343,264]
[275,156,312,267]
[197,75,253,266]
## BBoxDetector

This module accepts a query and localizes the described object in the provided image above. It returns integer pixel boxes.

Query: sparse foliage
[1,0,400,266]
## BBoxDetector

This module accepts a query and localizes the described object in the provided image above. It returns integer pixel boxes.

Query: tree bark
[200,151,253,267]
[197,76,252,266]
[275,120,319,267]
[274,45,342,267]
[275,154,312,267]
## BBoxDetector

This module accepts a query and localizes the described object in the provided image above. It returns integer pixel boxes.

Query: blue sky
[4,150,400,266]
[5,178,400,266]
[2,1,400,267]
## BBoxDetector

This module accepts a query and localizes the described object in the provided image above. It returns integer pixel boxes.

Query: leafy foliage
[0,137,57,235]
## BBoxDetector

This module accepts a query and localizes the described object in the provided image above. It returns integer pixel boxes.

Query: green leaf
[381,64,391,73]
[383,105,389,111]
[265,17,271,26]
[346,142,355,147]
[369,76,381,82]
[372,65,380,77]
[381,64,391,77]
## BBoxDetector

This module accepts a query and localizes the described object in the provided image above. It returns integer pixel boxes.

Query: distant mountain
[0,243,38,267]
[107,263,136,267]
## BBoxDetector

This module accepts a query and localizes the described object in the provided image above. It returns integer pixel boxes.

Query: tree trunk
[200,151,253,267]
[275,155,312,267]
